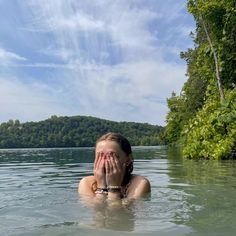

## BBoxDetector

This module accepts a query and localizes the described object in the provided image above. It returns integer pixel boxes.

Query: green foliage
[188,0,236,89]
[164,0,235,159]
[182,88,236,159]
[0,116,163,148]
[164,92,186,143]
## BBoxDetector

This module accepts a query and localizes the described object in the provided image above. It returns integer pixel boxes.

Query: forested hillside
[164,0,235,159]
[0,116,163,148]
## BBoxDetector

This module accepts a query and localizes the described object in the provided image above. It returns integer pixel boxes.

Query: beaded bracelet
[95,188,108,195]
[107,186,122,192]
[107,186,121,189]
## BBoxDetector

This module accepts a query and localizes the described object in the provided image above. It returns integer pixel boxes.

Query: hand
[105,152,126,186]
[93,152,106,188]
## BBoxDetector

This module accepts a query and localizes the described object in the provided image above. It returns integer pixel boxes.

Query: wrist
[107,186,121,191]
[107,191,122,200]
[107,186,122,200]
[97,185,107,190]
[96,181,107,189]
[95,193,107,199]
[94,187,108,198]
[95,188,108,193]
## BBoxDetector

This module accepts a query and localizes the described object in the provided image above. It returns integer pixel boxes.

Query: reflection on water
[0,147,236,236]
[83,196,136,231]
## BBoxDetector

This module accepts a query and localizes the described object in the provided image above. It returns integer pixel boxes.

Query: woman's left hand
[105,152,126,186]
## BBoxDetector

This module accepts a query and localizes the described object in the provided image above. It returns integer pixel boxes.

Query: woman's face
[95,140,128,164]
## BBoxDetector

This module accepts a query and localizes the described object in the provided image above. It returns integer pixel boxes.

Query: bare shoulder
[79,175,95,184]
[132,175,151,189]
[78,176,95,196]
[128,175,151,198]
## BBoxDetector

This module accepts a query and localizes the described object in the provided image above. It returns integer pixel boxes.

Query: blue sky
[0,0,195,126]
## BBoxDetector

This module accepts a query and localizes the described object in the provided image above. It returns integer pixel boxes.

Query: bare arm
[78,176,94,196]
[128,177,151,199]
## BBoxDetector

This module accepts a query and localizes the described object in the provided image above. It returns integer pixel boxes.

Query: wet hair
[95,132,133,186]
[96,132,132,156]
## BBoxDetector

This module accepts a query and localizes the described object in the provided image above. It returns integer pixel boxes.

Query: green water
[0,146,236,236]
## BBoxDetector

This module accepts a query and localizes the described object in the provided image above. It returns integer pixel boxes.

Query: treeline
[164,0,236,159]
[0,115,164,148]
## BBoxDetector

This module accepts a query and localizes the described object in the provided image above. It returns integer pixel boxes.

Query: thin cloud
[0,48,26,65]
[0,0,194,125]
[50,12,105,31]
[0,76,75,122]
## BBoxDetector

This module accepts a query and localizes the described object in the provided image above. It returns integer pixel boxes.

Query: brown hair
[96,132,132,156]
[95,132,133,187]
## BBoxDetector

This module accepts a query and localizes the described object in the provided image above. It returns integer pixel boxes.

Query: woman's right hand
[93,152,106,188]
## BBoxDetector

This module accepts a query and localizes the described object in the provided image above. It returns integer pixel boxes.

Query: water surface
[0,146,236,236]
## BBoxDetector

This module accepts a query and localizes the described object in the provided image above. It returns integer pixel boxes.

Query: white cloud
[50,12,105,32]
[0,0,194,125]
[0,76,74,122]
[53,59,186,124]
[0,48,26,65]
[0,57,184,124]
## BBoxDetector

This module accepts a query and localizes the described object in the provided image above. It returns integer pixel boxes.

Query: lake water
[0,146,236,236]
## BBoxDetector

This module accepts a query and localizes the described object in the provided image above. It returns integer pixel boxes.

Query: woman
[78,132,151,200]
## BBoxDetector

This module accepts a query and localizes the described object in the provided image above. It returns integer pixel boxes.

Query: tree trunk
[196,2,225,101]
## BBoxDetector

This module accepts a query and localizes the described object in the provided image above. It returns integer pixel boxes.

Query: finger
[93,155,98,172]
[106,159,113,174]
[99,158,105,169]
[110,151,117,158]
[105,159,109,174]
[112,152,120,165]
[99,154,107,169]
[94,152,100,168]
[105,151,111,159]
[110,155,121,172]
[112,151,119,158]
[95,152,101,169]
[100,151,104,158]
[94,152,103,170]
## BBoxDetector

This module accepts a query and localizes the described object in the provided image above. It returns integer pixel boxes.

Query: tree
[0,115,164,148]
[164,0,236,159]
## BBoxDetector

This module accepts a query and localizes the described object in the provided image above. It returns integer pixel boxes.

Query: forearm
[94,187,108,204]
[106,188,123,208]
[107,191,121,200]
[95,192,107,200]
